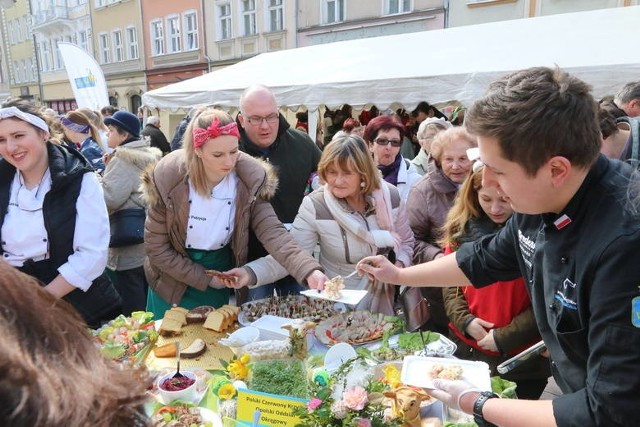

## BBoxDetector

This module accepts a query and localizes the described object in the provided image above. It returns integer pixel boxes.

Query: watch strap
[473,391,499,427]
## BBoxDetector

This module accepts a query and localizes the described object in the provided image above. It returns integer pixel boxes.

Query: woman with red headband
[142,107,326,315]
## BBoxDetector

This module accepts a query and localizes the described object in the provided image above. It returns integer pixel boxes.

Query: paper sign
[236,388,307,427]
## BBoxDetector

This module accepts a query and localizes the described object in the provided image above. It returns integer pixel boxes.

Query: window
[40,41,51,71]
[8,22,14,45]
[99,33,110,63]
[54,38,63,69]
[26,58,33,81]
[22,60,28,82]
[22,17,29,41]
[78,30,88,51]
[167,16,181,53]
[386,0,410,14]
[219,3,232,40]
[151,20,164,55]
[15,20,22,43]
[112,30,124,62]
[183,12,198,50]
[126,26,138,59]
[13,61,21,84]
[242,0,256,36]
[268,0,283,32]
[324,0,344,24]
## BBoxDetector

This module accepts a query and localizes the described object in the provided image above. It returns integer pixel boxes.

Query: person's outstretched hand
[306,270,329,291]
[220,267,251,288]
[356,255,400,283]
[429,379,481,412]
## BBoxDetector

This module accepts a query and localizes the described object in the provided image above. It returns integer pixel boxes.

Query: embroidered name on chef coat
[185,172,237,250]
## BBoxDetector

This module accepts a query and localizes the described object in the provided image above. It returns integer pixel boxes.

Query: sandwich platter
[315,310,403,346]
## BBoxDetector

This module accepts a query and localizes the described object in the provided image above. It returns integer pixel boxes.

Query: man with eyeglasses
[236,84,322,302]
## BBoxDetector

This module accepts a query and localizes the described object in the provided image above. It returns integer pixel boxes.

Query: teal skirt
[146,246,233,318]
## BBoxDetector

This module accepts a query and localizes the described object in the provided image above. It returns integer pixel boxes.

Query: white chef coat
[185,171,237,251]
[1,170,110,291]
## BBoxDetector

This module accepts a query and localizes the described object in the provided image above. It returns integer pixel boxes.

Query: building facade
[90,0,146,113]
[296,0,446,46]
[140,0,207,91]
[202,0,297,71]
[449,0,638,27]
[1,0,39,103]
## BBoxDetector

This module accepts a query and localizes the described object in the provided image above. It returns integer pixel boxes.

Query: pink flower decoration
[355,418,372,427]
[307,398,322,411]
[342,386,368,411]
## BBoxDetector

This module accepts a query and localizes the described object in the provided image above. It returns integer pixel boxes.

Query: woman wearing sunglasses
[364,115,421,202]
[0,99,121,328]
[406,126,476,334]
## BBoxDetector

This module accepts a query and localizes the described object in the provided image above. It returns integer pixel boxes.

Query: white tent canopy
[142,6,640,112]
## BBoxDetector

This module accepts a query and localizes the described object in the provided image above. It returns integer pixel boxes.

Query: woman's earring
[360,181,365,188]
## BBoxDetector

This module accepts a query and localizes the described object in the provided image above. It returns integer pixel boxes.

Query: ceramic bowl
[157,370,197,404]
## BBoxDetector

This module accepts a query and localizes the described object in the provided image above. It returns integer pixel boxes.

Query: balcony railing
[32,6,69,27]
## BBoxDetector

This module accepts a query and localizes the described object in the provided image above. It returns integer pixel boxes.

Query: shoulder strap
[630,117,640,162]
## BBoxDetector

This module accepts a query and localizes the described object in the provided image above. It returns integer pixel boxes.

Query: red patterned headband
[192,118,240,148]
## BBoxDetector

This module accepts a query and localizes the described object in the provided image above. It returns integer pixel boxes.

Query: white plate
[199,408,223,427]
[324,342,357,371]
[401,356,491,391]
[300,289,368,306]
[364,333,457,361]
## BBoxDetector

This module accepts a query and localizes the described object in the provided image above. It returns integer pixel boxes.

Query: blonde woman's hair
[78,107,108,132]
[430,126,477,165]
[439,167,484,248]
[183,107,237,197]
[318,134,381,195]
[65,110,106,153]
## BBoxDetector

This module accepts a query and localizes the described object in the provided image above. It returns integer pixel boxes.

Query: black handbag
[109,208,146,248]
[400,286,431,332]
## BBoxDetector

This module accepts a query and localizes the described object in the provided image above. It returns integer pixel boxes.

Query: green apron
[146,246,232,318]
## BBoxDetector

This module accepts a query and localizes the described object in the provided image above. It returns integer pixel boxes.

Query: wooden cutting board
[145,321,239,371]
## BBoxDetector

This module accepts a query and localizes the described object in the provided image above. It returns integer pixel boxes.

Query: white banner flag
[59,42,109,110]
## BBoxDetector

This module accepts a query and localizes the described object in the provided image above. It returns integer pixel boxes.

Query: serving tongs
[497,340,546,374]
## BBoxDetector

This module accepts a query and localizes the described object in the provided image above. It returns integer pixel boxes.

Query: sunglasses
[374,137,402,147]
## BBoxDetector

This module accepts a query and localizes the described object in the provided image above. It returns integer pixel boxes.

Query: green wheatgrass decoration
[249,360,309,399]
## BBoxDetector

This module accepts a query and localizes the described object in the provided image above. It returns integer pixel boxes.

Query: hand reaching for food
[306,270,329,291]
[356,255,400,283]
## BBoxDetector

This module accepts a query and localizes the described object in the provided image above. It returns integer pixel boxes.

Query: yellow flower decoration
[217,382,237,400]
[382,364,401,388]
[227,354,250,380]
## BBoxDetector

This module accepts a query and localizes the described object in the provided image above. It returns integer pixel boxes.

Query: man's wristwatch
[473,391,499,427]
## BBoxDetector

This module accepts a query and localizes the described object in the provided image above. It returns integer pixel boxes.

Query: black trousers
[109,266,148,316]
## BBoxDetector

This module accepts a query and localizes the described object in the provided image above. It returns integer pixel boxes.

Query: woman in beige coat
[142,107,325,316]
[102,111,162,315]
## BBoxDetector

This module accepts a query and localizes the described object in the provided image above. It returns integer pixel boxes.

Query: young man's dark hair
[466,67,601,176]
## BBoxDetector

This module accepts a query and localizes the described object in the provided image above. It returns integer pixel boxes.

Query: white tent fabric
[142,6,640,112]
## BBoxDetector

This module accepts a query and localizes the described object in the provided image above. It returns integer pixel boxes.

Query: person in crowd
[406,126,476,334]
[614,80,640,117]
[450,105,466,126]
[101,105,117,118]
[357,67,640,427]
[411,117,452,175]
[236,84,322,302]
[0,99,121,327]
[227,135,414,314]
[0,262,150,427]
[441,164,549,399]
[61,110,106,172]
[101,110,162,316]
[295,111,309,133]
[141,115,170,156]
[598,104,630,159]
[78,107,110,152]
[142,107,326,316]
[364,115,421,202]
[170,106,199,151]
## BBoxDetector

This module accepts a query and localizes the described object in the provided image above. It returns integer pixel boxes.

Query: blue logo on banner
[74,71,96,89]
[633,296,640,328]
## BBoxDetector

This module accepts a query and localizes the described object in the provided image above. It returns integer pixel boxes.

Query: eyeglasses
[374,137,402,147]
[244,113,279,126]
